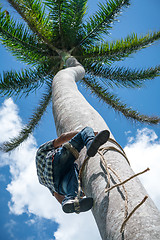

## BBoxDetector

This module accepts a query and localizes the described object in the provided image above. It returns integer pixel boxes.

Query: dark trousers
[52,127,95,200]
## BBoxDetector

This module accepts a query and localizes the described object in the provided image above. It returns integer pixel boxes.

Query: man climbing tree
[36,124,110,213]
[0,0,160,239]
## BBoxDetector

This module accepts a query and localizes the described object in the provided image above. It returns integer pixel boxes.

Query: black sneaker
[87,130,110,157]
[62,197,93,214]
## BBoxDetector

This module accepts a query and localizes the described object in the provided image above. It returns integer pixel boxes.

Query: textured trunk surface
[52,59,160,240]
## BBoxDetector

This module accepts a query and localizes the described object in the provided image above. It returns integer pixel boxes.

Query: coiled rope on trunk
[77,137,149,233]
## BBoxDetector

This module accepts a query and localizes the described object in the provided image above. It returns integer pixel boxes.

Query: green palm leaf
[83,60,160,88]
[70,0,87,26]
[63,0,87,47]
[76,0,130,47]
[0,60,59,97]
[84,32,160,61]
[44,0,87,49]
[44,0,74,48]
[0,84,52,152]
[0,9,52,64]
[83,76,160,124]
[7,0,53,43]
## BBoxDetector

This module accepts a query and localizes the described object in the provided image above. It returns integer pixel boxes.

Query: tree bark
[52,57,160,240]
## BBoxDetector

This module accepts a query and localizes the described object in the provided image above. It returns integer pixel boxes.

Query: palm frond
[83,60,160,88]
[44,0,72,48]
[76,0,130,47]
[44,0,87,49]
[0,9,53,64]
[0,60,59,97]
[70,0,87,26]
[82,76,160,124]
[65,0,88,47]
[0,84,52,152]
[84,31,160,61]
[7,0,57,50]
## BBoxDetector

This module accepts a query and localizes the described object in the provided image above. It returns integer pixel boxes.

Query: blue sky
[0,0,160,239]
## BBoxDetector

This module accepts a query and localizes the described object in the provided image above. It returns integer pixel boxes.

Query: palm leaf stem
[57,0,64,48]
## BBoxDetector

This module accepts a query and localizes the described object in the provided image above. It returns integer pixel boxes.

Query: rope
[78,155,90,196]
[120,196,148,233]
[77,137,149,233]
[74,197,81,214]
[63,142,79,159]
[100,137,130,165]
[106,165,129,219]
[105,168,150,193]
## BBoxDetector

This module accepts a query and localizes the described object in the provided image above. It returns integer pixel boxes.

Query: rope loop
[74,197,81,214]
[63,142,79,159]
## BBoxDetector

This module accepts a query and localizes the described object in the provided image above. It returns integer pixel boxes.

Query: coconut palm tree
[0,0,160,239]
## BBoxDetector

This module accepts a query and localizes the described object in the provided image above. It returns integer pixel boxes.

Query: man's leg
[52,139,92,213]
[53,127,93,181]
[53,147,76,196]
[61,165,93,214]
[69,126,110,157]
[69,126,95,152]
[56,126,109,195]
[53,153,93,214]
[53,127,110,213]
[59,164,79,198]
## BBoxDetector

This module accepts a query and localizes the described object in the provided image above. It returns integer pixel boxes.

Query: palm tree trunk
[52,57,160,240]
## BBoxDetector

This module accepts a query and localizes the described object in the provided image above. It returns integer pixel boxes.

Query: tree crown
[0,0,160,151]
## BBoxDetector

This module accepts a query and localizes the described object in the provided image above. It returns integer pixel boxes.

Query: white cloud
[0,98,22,143]
[0,99,100,240]
[124,128,160,209]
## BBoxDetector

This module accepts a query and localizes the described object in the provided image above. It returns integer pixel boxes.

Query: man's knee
[81,126,93,134]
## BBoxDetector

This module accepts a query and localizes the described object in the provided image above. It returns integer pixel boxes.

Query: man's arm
[53,131,79,148]
[54,130,98,148]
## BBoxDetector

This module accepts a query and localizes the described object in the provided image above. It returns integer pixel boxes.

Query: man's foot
[62,197,93,214]
[87,130,110,157]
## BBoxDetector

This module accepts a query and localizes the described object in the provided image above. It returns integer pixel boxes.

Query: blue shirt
[36,140,59,194]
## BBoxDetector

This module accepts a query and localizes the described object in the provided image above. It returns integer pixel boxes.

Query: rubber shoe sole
[62,197,93,214]
[87,130,110,157]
